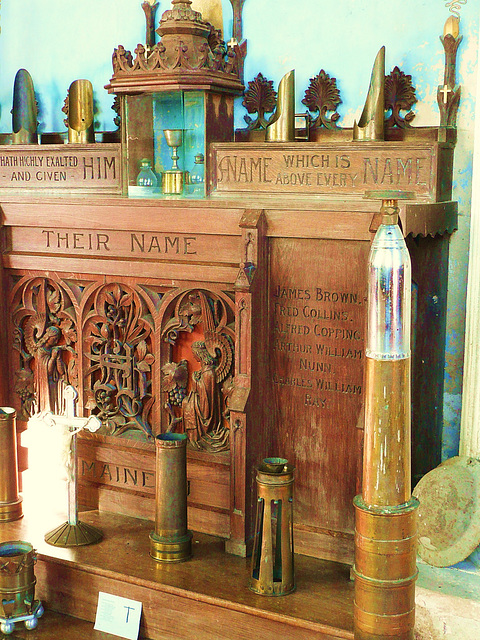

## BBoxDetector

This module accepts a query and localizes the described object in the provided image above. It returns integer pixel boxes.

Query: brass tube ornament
[354,191,419,640]
[353,47,385,142]
[266,70,296,142]
[149,433,192,563]
[64,79,95,144]
[0,408,23,523]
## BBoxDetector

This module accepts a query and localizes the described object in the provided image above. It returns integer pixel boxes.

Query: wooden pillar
[227,210,270,556]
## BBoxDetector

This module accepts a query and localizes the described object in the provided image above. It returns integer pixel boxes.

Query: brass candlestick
[162,129,184,195]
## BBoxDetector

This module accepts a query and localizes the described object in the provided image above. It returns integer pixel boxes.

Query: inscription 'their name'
[42,230,197,254]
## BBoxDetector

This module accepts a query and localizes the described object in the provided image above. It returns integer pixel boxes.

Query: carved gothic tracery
[83,283,155,439]
[10,276,236,453]
[161,289,235,452]
[12,278,77,418]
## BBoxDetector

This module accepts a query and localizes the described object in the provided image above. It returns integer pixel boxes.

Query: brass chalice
[162,129,184,195]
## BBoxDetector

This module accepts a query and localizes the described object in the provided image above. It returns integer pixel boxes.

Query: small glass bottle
[136,158,158,187]
[188,153,205,196]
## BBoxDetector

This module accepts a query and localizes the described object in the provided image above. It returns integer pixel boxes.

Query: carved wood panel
[9,272,235,451]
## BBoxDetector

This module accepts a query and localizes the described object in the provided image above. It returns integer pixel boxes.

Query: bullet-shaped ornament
[12,69,38,145]
[363,199,412,506]
[65,79,95,144]
[354,194,418,640]
[149,433,192,563]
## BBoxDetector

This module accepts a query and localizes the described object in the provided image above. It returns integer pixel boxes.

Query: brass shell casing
[353,47,385,142]
[0,409,23,523]
[0,541,36,618]
[353,497,418,640]
[362,358,411,507]
[67,79,95,144]
[249,461,295,596]
[149,433,192,563]
[12,69,38,145]
[265,70,295,142]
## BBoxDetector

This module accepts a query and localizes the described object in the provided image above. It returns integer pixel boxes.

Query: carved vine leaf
[242,73,277,130]
[302,70,342,130]
[385,66,417,129]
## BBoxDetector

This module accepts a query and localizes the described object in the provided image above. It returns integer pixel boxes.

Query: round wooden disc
[413,456,480,567]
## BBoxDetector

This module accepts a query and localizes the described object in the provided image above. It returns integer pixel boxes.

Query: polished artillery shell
[363,218,412,506]
[67,79,95,144]
[0,541,36,618]
[354,207,418,640]
[12,69,38,144]
[0,408,23,523]
[265,70,295,142]
[149,433,192,563]
[250,459,295,596]
[354,497,418,640]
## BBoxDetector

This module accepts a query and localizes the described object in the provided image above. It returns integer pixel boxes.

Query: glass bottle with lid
[188,153,205,196]
[136,158,158,187]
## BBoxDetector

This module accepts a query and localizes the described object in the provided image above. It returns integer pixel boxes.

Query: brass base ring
[0,498,23,523]
[149,531,192,563]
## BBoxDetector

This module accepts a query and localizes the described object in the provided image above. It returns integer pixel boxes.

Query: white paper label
[94,591,142,640]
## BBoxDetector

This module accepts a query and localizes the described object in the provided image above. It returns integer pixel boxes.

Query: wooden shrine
[0,10,462,637]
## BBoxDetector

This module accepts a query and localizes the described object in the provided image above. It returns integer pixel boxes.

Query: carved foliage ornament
[161,289,234,452]
[302,70,341,130]
[242,73,277,130]
[384,66,417,129]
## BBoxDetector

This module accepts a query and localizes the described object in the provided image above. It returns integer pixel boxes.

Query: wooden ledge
[1,498,354,640]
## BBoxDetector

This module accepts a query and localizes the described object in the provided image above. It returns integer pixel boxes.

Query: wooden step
[1,499,354,640]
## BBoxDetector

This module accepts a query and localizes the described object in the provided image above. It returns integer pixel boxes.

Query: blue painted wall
[0,0,478,460]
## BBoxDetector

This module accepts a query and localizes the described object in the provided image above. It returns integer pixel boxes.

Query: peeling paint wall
[0,0,478,461]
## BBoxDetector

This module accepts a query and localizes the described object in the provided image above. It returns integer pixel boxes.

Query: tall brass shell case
[67,79,95,144]
[353,47,385,142]
[354,498,418,640]
[249,459,295,596]
[362,359,411,506]
[354,196,418,640]
[266,70,295,142]
[0,408,23,523]
[0,541,36,619]
[149,433,192,563]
